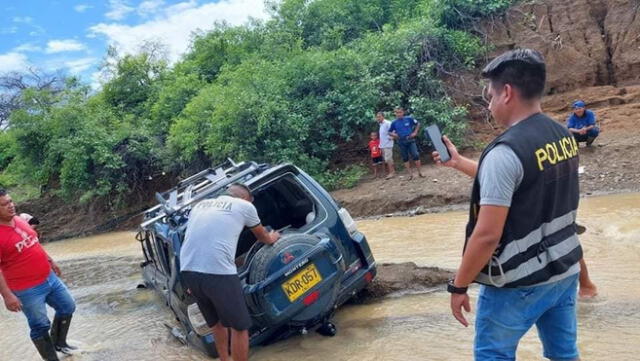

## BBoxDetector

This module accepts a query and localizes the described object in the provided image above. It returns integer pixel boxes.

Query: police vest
[465,113,583,288]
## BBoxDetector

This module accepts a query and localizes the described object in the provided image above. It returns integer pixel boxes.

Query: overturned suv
[136,160,376,357]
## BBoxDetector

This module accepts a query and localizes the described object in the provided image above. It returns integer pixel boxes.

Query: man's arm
[584,111,596,131]
[449,144,522,326]
[432,136,478,178]
[454,206,509,287]
[450,205,508,327]
[44,251,61,276]
[567,116,579,133]
[0,270,21,312]
[410,120,420,139]
[388,122,399,140]
[249,225,279,245]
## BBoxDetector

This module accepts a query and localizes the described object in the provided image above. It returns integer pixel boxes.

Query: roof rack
[140,159,262,230]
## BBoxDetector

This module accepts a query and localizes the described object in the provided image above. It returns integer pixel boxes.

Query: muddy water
[1,194,638,361]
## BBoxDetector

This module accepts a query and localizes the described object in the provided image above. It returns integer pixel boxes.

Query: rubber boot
[32,335,60,361]
[51,314,78,354]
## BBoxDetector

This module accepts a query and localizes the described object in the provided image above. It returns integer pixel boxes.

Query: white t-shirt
[180,195,261,275]
[378,120,394,149]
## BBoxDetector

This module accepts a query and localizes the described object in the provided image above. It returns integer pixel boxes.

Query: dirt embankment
[484,0,640,93]
[360,262,454,300]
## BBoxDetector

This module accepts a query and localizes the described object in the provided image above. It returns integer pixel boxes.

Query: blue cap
[572,100,585,108]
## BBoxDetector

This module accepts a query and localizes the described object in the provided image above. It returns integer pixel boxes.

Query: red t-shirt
[0,216,51,291]
[369,139,382,158]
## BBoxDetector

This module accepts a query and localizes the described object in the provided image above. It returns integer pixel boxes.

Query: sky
[0,0,270,88]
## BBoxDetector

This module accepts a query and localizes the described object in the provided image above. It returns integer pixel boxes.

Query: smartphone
[425,124,451,163]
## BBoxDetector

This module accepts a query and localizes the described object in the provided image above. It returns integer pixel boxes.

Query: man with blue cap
[567,100,600,146]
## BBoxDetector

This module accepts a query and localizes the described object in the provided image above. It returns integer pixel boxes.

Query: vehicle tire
[248,233,320,284]
[247,233,345,327]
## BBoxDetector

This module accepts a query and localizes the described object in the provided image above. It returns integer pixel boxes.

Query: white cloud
[90,0,269,64]
[0,52,30,73]
[65,57,98,74]
[46,39,87,54]
[106,0,135,20]
[74,4,93,13]
[164,0,197,14]
[138,0,165,16]
[1,26,18,34]
[14,43,42,52]
[13,16,33,24]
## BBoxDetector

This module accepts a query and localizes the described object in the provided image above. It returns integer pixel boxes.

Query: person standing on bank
[389,107,425,179]
[376,111,396,179]
[180,184,280,361]
[0,190,77,361]
[433,49,583,360]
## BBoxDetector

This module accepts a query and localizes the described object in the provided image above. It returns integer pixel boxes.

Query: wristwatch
[447,279,468,294]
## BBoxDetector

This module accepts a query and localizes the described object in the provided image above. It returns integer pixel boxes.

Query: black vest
[466,113,583,288]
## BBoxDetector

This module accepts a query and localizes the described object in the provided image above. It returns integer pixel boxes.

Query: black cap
[482,48,546,78]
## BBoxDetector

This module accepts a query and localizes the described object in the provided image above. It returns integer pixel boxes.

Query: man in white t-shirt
[180,184,279,361]
[376,112,396,179]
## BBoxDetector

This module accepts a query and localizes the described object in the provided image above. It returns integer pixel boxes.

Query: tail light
[364,272,373,283]
[338,208,358,236]
[303,291,320,306]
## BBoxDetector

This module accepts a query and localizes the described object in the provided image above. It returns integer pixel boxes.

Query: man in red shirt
[0,189,76,360]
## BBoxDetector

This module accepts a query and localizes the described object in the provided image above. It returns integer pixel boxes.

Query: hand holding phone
[425,124,451,163]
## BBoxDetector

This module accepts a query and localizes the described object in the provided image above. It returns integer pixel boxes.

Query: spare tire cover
[247,233,345,327]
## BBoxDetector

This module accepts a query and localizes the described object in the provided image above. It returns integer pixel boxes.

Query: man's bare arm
[410,122,421,139]
[453,205,509,287]
[0,270,21,312]
[250,225,280,245]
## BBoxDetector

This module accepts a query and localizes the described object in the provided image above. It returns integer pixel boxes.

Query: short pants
[381,148,393,163]
[181,271,252,331]
[397,139,419,162]
[372,156,384,165]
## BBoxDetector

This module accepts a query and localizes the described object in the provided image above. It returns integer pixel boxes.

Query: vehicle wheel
[316,322,337,337]
[248,233,320,284]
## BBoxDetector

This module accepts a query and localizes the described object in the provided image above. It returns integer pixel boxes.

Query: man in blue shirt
[389,107,425,179]
[567,100,600,146]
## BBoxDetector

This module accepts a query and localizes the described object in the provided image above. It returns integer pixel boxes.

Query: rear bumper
[336,261,377,307]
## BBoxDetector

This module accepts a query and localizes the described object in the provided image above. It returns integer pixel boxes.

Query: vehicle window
[235,174,318,260]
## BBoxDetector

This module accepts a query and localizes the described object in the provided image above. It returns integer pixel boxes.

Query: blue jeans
[397,139,419,162]
[475,274,579,361]
[14,272,76,339]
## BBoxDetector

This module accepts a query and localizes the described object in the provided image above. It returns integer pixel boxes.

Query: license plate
[281,264,322,302]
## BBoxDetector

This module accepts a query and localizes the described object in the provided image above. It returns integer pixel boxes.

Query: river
[1,193,638,361]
